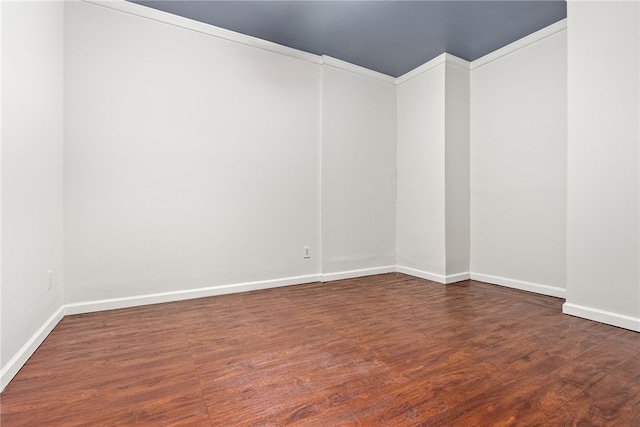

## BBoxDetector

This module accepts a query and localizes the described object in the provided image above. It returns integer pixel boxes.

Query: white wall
[321,59,396,278]
[1,1,65,388]
[444,61,470,277]
[565,1,640,331]
[64,1,321,304]
[396,62,447,278]
[470,27,567,297]
[396,55,471,283]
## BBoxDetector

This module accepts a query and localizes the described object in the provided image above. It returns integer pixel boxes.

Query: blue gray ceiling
[130,1,566,77]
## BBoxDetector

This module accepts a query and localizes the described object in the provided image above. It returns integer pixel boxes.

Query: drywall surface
[1,0,64,379]
[470,30,567,293]
[565,0,640,329]
[444,62,470,276]
[396,64,447,276]
[321,63,396,275]
[64,2,321,303]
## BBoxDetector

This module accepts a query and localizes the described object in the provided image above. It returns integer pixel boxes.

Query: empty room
[1,0,639,425]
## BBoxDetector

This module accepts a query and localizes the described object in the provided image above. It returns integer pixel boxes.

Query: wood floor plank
[1,273,638,426]
[542,353,640,426]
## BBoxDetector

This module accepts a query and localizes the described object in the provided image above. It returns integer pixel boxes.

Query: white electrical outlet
[48,270,53,289]
[303,246,311,259]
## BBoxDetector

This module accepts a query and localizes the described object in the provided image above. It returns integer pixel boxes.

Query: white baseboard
[396,266,470,284]
[2,274,322,392]
[445,272,471,284]
[470,272,566,299]
[396,265,446,283]
[5,268,619,394]
[321,265,396,282]
[0,305,65,392]
[65,274,322,315]
[563,302,640,332]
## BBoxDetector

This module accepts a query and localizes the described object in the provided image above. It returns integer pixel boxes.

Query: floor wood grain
[1,273,638,426]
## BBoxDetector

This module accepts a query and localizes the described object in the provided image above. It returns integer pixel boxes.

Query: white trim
[470,272,566,299]
[445,272,471,284]
[82,0,322,65]
[4,270,636,393]
[397,265,446,283]
[65,274,321,315]
[396,265,469,284]
[563,303,640,332]
[471,19,567,70]
[321,266,396,282]
[322,55,396,85]
[396,53,446,85]
[444,53,470,71]
[396,53,470,86]
[2,274,320,391]
[81,0,565,80]
[0,305,65,392]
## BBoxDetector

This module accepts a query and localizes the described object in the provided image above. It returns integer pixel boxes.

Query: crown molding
[81,0,564,84]
[396,53,447,85]
[322,55,396,85]
[396,53,470,86]
[471,18,567,70]
[444,53,471,71]
[82,0,323,65]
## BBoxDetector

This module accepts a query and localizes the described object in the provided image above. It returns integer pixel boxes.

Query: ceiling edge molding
[444,53,471,71]
[396,53,473,86]
[471,18,567,70]
[321,55,396,85]
[396,53,446,85]
[82,0,323,65]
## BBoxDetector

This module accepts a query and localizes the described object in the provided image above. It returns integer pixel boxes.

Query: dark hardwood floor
[1,273,638,426]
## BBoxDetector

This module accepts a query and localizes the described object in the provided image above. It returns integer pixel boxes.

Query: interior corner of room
[1,0,639,393]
